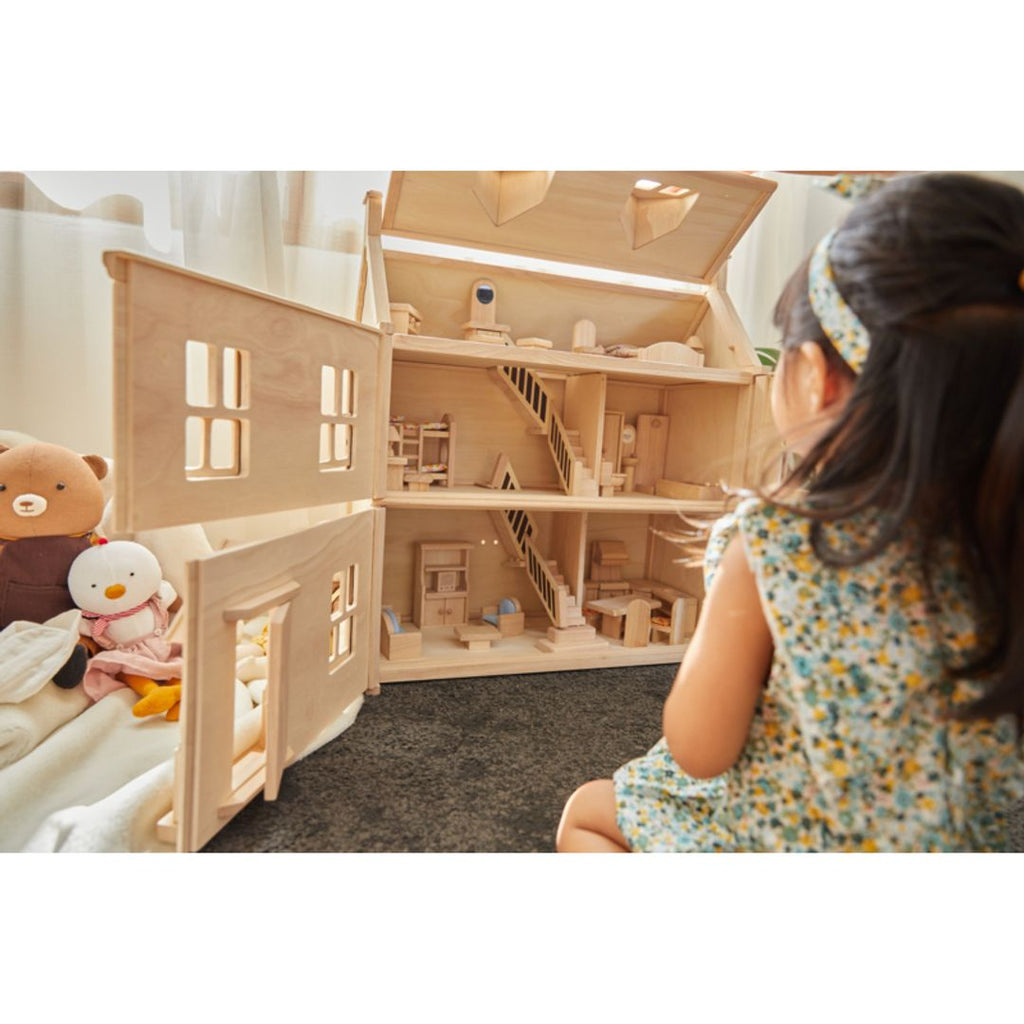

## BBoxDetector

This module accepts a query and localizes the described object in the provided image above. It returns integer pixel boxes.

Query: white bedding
[0,685,363,852]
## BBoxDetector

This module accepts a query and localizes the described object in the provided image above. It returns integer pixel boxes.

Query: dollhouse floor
[384,486,729,515]
[379,618,688,683]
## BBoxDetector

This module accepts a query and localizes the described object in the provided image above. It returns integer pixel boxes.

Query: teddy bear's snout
[105,583,127,600]
[13,492,47,517]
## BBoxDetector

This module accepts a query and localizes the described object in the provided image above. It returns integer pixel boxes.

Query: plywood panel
[563,373,606,479]
[604,381,667,422]
[106,252,382,533]
[662,384,746,489]
[390,363,561,491]
[586,513,651,583]
[176,510,375,852]
[381,508,552,622]
[550,511,587,602]
[383,250,705,352]
[383,171,777,285]
[647,512,708,601]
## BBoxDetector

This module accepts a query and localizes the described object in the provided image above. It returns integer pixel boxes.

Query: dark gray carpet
[201,664,1024,853]
[201,664,674,853]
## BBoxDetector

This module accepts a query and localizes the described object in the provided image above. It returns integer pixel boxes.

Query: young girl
[557,172,1024,853]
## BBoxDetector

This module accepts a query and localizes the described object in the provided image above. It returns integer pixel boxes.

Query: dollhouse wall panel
[381,508,553,622]
[563,374,606,480]
[585,514,651,584]
[383,251,705,352]
[390,363,561,491]
[106,254,381,533]
[646,512,707,602]
[662,384,746,489]
[549,511,588,603]
[178,510,375,851]
[604,380,669,424]
[691,285,761,370]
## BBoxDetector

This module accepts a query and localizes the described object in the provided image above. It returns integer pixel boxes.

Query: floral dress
[613,499,1024,852]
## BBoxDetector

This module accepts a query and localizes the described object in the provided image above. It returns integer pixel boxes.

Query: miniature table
[454,623,501,651]
[583,594,661,643]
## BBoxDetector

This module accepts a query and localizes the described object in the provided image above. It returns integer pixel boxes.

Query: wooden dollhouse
[103,170,778,850]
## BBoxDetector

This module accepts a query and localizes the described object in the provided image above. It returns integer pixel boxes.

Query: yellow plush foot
[123,675,182,719]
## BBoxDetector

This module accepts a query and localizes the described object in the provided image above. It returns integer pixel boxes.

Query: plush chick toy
[68,539,184,720]
[0,441,109,689]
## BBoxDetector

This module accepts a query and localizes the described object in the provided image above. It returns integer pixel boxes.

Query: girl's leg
[556,779,631,853]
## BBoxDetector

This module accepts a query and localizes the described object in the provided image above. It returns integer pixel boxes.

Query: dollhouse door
[104,251,388,851]
[170,506,383,851]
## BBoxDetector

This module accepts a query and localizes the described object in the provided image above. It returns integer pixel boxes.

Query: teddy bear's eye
[130,572,135,577]
[0,484,6,492]
[56,482,66,491]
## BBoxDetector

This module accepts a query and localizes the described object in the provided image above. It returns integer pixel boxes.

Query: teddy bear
[68,539,185,720]
[0,441,109,689]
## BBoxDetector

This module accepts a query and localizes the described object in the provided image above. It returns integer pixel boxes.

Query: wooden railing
[497,364,576,495]
[491,453,574,628]
[546,412,576,494]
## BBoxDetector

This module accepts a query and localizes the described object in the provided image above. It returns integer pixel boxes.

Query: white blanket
[0,610,82,706]
[0,686,364,852]
[0,682,92,770]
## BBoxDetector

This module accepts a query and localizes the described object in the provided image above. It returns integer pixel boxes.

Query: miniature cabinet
[103,170,777,849]
[414,542,470,627]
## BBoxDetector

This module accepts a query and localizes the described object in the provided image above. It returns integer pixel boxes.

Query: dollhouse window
[328,565,357,669]
[621,181,699,250]
[319,365,356,472]
[184,340,250,479]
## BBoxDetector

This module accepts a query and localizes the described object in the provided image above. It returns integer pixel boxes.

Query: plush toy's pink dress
[80,597,183,702]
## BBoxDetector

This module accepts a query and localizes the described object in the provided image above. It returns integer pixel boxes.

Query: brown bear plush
[0,442,109,688]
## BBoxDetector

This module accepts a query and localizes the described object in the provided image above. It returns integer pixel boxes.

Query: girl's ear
[797,341,829,415]
[798,340,855,412]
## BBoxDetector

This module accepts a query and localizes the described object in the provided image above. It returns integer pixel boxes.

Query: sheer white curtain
[726,172,851,353]
[1,171,388,456]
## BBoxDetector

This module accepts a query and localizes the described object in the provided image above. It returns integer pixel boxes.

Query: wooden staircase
[487,455,601,645]
[495,365,599,497]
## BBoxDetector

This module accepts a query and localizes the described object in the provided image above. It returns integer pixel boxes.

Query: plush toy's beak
[13,492,47,517]
[105,583,126,600]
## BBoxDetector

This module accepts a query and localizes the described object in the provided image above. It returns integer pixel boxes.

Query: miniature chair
[380,606,422,660]
[482,596,525,636]
[649,597,690,645]
[622,598,651,648]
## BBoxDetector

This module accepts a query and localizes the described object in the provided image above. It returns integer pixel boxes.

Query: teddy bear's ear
[0,445,9,456]
[82,454,109,481]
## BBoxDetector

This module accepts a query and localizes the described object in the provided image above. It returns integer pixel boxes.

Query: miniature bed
[2,171,779,852]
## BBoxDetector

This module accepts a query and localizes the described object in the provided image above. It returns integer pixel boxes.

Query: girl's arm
[663,535,774,779]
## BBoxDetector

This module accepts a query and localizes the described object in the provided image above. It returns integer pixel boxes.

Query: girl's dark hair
[772,172,1024,722]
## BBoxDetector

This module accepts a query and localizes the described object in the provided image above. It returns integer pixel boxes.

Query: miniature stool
[454,623,501,651]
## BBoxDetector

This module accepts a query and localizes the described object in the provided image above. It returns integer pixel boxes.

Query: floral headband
[807,228,871,374]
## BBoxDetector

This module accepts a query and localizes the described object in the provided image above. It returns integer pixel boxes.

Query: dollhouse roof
[381,171,776,287]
